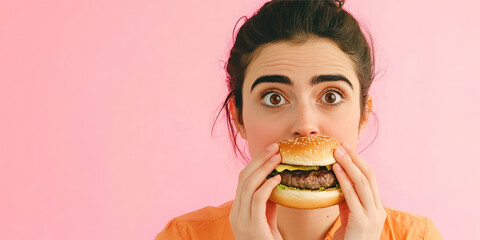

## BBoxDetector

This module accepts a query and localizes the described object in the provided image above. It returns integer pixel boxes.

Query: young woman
[156,1,442,239]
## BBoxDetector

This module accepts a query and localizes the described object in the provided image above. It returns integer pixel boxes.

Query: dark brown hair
[213,0,378,163]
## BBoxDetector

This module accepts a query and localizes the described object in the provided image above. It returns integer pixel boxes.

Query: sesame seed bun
[269,136,345,209]
[278,136,340,166]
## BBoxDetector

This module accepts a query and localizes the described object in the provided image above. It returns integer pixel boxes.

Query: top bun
[278,136,340,166]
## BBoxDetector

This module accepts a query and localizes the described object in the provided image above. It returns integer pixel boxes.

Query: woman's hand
[229,143,284,240]
[332,142,386,240]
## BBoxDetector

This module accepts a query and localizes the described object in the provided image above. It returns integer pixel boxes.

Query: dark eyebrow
[250,75,292,92]
[311,74,353,90]
[250,74,353,92]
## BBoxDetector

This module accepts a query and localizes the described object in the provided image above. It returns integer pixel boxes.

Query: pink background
[1,0,479,239]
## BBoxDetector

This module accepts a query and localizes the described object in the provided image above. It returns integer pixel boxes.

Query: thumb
[266,200,278,228]
[338,202,350,225]
[332,202,350,240]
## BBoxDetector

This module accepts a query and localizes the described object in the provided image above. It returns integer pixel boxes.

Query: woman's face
[233,37,371,158]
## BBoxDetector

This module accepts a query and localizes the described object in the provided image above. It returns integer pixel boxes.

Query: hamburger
[267,136,345,209]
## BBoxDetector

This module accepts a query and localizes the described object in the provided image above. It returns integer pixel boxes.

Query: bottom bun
[269,187,345,209]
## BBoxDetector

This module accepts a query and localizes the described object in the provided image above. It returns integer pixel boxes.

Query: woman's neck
[276,205,339,240]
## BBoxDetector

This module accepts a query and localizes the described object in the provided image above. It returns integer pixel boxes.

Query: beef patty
[279,170,337,190]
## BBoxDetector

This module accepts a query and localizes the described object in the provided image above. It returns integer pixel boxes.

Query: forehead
[244,37,359,91]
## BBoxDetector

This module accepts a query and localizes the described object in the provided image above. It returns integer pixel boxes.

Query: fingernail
[269,154,280,162]
[333,163,343,172]
[343,142,352,150]
[266,143,278,152]
[335,145,345,157]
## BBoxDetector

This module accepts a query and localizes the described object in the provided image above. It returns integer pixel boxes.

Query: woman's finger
[342,142,383,209]
[232,143,279,222]
[251,174,281,226]
[334,144,375,212]
[238,153,281,225]
[241,143,279,180]
[332,162,363,213]
[235,143,279,201]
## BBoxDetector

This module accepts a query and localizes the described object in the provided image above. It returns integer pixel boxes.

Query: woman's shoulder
[154,200,235,240]
[173,200,233,222]
[382,206,443,239]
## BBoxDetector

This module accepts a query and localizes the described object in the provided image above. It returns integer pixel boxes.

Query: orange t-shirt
[155,200,442,240]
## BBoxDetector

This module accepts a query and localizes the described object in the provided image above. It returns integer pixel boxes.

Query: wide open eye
[321,91,343,105]
[263,92,287,107]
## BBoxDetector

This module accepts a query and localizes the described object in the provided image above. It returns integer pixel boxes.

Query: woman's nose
[293,128,318,138]
[291,104,320,138]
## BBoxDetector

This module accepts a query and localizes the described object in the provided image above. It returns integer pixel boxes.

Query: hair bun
[328,0,344,8]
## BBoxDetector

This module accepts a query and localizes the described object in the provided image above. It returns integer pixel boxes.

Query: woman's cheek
[244,116,285,157]
[324,115,360,147]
